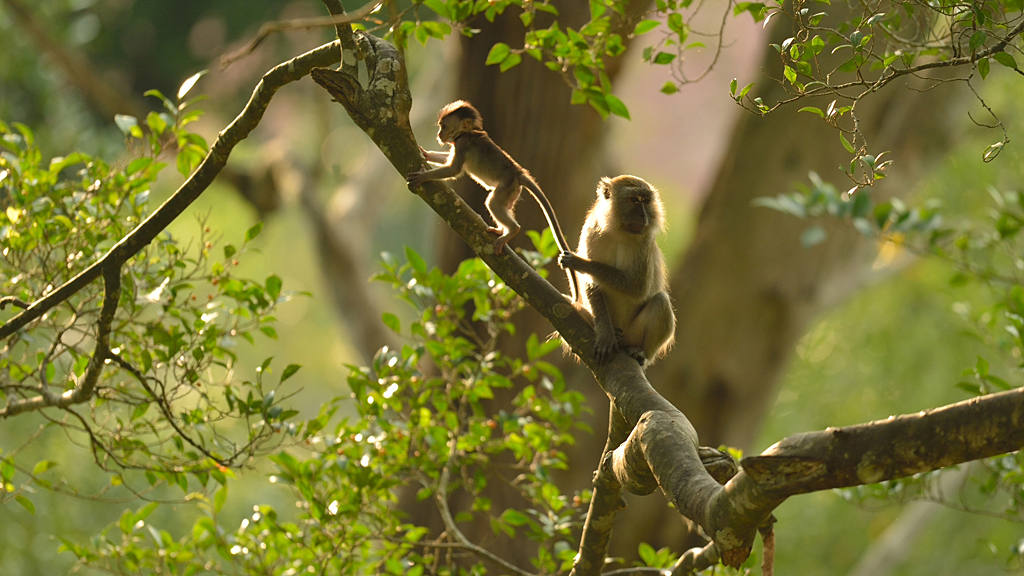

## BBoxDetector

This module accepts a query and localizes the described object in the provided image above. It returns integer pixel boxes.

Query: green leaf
[574,65,596,86]
[993,52,1018,69]
[839,132,855,153]
[652,51,676,65]
[661,81,679,94]
[383,312,401,334]
[956,381,983,396]
[784,65,797,84]
[32,460,58,475]
[16,495,35,515]
[639,542,657,566]
[978,57,990,79]
[214,485,228,513]
[485,42,511,65]
[969,30,986,52]
[245,222,264,242]
[633,20,659,35]
[983,141,1004,162]
[131,402,150,421]
[502,509,529,526]
[266,274,282,300]
[280,364,302,383]
[800,226,827,247]
[423,0,449,18]
[799,106,824,118]
[177,71,207,100]
[605,94,630,119]
[499,52,521,72]
[405,246,428,273]
[729,78,738,95]
[114,114,139,136]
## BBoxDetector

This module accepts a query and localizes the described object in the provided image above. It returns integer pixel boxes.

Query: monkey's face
[436,116,462,145]
[611,183,657,235]
[620,196,651,234]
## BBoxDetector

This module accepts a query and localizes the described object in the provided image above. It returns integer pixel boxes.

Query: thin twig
[220,0,383,69]
[435,445,536,576]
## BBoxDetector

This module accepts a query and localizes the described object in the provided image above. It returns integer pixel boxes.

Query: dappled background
[2,0,1023,574]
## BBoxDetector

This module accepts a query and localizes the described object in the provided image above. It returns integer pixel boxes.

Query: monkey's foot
[593,340,617,364]
[486,226,503,236]
[622,346,648,368]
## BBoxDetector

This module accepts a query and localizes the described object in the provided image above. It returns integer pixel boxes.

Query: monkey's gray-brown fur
[558,175,675,367]
[406,100,581,302]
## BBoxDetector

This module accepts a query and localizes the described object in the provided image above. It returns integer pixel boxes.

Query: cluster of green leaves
[113,72,210,177]
[752,171,940,248]
[66,247,592,575]
[0,85,300,511]
[392,0,740,119]
[732,0,1024,161]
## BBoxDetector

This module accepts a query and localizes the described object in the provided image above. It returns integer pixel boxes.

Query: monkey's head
[597,175,665,236]
[436,100,483,145]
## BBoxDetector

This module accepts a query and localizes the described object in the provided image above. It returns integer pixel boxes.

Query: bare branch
[220,1,383,69]
[436,445,536,576]
[0,296,29,310]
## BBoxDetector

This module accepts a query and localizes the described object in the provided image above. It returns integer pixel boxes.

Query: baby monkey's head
[436,100,484,145]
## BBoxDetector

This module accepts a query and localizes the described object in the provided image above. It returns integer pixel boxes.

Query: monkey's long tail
[521,178,582,303]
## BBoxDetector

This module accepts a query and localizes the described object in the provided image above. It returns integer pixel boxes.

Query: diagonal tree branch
[0,40,344,341]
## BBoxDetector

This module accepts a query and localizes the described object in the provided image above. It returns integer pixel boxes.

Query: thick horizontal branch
[742,386,1024,494]
[0,40,342,341]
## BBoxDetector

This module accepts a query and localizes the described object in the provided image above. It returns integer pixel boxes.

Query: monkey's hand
[406,170,429,189]
[558,252,582,271]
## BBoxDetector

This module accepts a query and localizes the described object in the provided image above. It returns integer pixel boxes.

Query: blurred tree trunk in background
[619,17,967,553]
[429,1,968,561]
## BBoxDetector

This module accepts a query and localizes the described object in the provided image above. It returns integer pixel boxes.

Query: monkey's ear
[462,118,477,132]
[598,177,612,199]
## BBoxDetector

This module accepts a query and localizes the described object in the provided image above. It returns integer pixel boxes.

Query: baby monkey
[406,100,580,302]
[558,175,675,367]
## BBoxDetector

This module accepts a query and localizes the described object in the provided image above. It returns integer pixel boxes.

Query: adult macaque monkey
[558,175,675,367]
[406,100,580,302]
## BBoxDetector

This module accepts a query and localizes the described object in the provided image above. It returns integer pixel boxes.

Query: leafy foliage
[759,165,1024,568]
[62,248,593,575]
[0,91,300,507]
[733,0,1024,168]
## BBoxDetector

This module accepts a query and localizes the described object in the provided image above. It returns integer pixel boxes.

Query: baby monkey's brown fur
[406,100,580,302]
[558,175,675,367]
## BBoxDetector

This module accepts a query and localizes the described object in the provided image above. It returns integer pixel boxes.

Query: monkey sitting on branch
[558,175,675,367]
[406,100,580,302]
